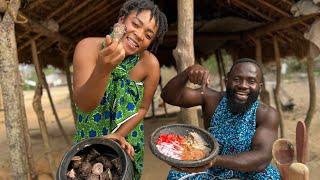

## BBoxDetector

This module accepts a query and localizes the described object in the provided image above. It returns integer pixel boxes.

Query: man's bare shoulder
[256,102,280,127]
[203,88,224,108]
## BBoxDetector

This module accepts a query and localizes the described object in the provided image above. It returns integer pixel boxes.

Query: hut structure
[0,0,319,179]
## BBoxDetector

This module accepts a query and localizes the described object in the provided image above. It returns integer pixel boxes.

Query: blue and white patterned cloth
[167,96,280,180]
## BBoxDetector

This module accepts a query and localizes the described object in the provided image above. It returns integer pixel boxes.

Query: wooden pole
[32,83,57,179]
[217,49,226,78]
[0,86,3,110]
[19,80,37,179]
[31,40,58,179]
[173,0,199,126]
[215,50,224,92]
[273,36,284,138]
[0,0,30,179]
[30,40,71,145]
[254,38,270,105]
[304,43,317,128]
[62,47,77,124]
[159,76,168,117]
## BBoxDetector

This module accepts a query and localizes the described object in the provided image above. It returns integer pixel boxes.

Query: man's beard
[226,88,260,115]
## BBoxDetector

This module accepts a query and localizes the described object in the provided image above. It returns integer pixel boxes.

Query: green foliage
[202,55,217,75]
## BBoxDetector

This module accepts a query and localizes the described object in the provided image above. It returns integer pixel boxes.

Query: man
[161,58,280,179]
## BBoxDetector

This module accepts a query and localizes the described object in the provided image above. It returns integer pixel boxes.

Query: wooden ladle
[272,139,295,180]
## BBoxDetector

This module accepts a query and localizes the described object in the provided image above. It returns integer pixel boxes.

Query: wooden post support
[0,0,30,179]
[218,50,226,78]
[254,38,270,105]
[0,86,3,110]
[304,43,317,128]
[273,35,284,138]
[30,40,71,145]
[62,47,77,124]
[173,0,199,126]
[215,50,224,92]
[159,76,168,117]
[33,82,57,179]
[31,40,57,179]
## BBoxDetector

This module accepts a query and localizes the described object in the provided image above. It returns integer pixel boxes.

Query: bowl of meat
[149,124,219,168]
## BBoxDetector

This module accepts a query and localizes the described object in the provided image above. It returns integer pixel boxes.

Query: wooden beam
[18,13,72,51]
[60,1,106,31]
[231,0,273,21]
[164,33,241,44]
[37,39,58,54]
[66,0,120,34]
[232,0,305,39]
[246,13,319,37]
[71,3,121,36]
[18,34,42,51]
[45,0,75,20]
[19,13,72,43]
[57,0,92,23]
[27,0,46,10]
[256,0,309,28]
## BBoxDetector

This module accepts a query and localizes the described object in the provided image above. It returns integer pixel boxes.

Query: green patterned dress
[74,51,145,179]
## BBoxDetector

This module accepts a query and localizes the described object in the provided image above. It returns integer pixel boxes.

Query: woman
[72,0,168,179]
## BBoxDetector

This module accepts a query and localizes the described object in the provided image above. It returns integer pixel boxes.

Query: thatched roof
[11,0,320,68]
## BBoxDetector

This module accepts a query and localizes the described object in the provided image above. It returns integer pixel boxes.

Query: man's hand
[104,133,135,160]
[186,65,210,91]
[95,35,126,74]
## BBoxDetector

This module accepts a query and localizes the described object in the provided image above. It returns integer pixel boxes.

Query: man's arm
[161,65,211,108]
[214,105,280,172]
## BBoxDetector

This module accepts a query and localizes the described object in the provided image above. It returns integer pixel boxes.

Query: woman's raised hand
[96,35,126,74]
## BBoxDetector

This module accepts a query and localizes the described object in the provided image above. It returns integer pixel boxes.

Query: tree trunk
[62,49,76,124]
[304,43,317,128]
[173,0,199,126]
[255,38,271,105]
[20,81,37,179]
[0,1,30,179]
[273,36,284,138]
[32,83,57,179]
[30,40,71,145]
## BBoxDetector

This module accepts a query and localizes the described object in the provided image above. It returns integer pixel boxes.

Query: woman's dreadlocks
[119,0,168,53]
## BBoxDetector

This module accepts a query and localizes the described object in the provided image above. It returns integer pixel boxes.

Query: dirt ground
[0,69,319,180]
